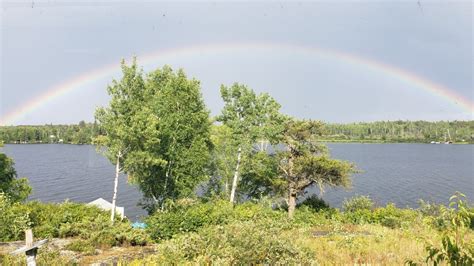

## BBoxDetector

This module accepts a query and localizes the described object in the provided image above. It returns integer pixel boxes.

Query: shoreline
[3,141,473,145]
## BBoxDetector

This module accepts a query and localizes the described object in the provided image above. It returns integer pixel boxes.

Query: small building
[87,198,125,220]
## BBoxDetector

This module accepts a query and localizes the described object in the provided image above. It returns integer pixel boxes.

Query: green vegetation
[0,120,101,144]
[1,192,472,264]
[2,121,473,145]
[217,83,285,203]
[95,62,212,214]
[324,120,474,143]
[0,143,31,202]
[0,194,149,247]
[1,61,473,264]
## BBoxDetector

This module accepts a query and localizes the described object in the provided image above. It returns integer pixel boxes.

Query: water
[1,144,147,220]
[1,143,473,219]
[319,143,473,208]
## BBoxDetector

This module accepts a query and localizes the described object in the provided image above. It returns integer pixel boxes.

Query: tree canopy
[0,143,31,202]
[277,119,356,218]
[95,62,212,213]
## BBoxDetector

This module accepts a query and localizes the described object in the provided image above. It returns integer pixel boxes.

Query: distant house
[87,198,125,220]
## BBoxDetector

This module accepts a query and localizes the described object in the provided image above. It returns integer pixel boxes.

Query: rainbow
[1,42,472,125]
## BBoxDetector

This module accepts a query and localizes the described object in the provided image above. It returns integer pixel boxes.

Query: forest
[324,120,474,143]
[1,119,472,145]
[1,62,473,265]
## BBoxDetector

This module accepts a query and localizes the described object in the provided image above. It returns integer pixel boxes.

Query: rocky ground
[0,239,157,265]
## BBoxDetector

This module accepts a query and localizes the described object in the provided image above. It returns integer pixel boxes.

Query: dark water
[2,144,147,220]
[320,143,473,208]
[1,143,473,220]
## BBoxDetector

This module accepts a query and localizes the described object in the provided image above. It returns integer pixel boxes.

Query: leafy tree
[277,119,355,218]
[217,83,284,203]
[95,59,148,223]
[425,193,473,265]
[0,143,31,202]
[125,66,212,213]
[239,151,283,199]
[208,124,239,197]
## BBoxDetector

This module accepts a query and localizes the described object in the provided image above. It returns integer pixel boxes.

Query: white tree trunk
[229,146,242,203]
[111,151,120,223]
[288,189,297,219]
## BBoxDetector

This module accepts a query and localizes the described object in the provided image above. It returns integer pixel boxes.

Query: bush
[0,250,72,265]
[342,202,418,229]
[424,193,474,264]
[343,195,374,212]
[371,204,418,228]
[0,198,148,249]
[0,193,30,241]
[66,239,97,255]
[0,152,32,202]
[148,221,316,264]
[146,199,234,241]
[297,195,330,212]
[146,199,289,242]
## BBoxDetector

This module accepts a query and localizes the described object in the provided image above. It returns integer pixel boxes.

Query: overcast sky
[1,1,472,125]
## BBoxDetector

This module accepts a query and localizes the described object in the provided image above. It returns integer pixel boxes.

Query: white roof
[87,198,124,219]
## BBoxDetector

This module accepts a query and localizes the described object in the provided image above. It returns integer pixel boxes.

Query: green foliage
[207,124,238,197]
[96,61,212,212]
[343,195,374,212]
[277,119,356,217]
[0,152,31,202]
[145,198,293,242]
[0,199,149,249]
[149,221,316,264]
[216,83,286,202]
[342,200,418,229]
[424,192,474,265]
[0,193,31,241]
[146,199,234,241]
[323,120,474,143]
[66,239,97,255]
[297,195,330,212]
[0,249,73,265]
[0,121,102,144]
[239,151,283,199]
[136,66,212,211]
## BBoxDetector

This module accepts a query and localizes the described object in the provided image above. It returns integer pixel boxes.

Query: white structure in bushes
[88,198,124,220]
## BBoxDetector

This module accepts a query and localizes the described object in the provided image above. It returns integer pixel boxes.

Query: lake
[1,143,473,220]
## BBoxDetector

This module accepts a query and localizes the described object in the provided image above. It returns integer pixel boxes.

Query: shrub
[424,193,474,264]
[0,193,30,241]
[297,195,330,212]
[146,199,234,241]
[0,250,72,265]
[342,202,418,229]
[66,239,97,255]
[371,203,418,229]
[343,195,374,212]
[0,198,148,249]
[149,221,316,264]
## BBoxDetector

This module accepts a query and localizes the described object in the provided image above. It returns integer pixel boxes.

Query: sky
[0,0,472,125]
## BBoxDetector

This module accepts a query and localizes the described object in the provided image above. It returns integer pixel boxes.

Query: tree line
[0,121,103,144]
[2,120,472,145]
[324,120,474,143]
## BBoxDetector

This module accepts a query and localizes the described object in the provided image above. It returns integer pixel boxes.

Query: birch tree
[94,59,148,223]
[217,83,284,203]
[127,66,212,213]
